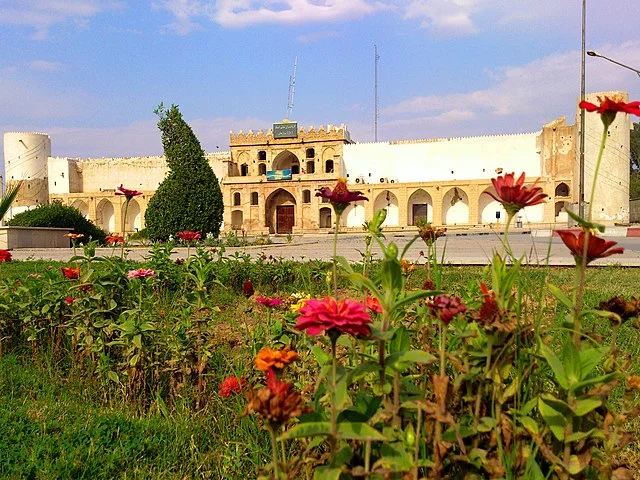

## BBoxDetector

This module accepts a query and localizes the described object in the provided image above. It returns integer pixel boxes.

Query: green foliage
[631,122,639,173]
[7,200,106,243]
[0,181,22,222]
[144,104,223,241]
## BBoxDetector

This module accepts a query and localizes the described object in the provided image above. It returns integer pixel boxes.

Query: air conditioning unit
[380,177,388,183]
[355,176,366,184]
[389,178,397,184]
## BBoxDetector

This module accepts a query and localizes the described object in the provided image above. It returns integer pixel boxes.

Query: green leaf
[337,422,386,441]
[518,416,539,435]
[374,441,413,471]
[132,334,142,350]
[566,209,605,233]
[313,467,342,480]
[279,422,332,440]
[540,343,568,390]
[389,325,410,354]
[578,347,606,379]
[310,345,330,366]
[386,350,436,372]
[566,428,596,443]
[573,372,620,391]
[538,395,568,441]
[562,342,581,388]
[548,283,573,310]
[573,398,602,417]
[334,378,349,410]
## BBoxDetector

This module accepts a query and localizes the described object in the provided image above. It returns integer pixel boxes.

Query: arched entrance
[126,199,142,232]
[373,190,399,226]
[272,151,300,174]
[442,187,469,225]
[96,199,115,232]
[319,207,332,228]
[478,187,506,224]
[408,189,433,225]
[71,199,89,219]
[265,188,296,234]
[555,183,570,197]
[231,210,244,229]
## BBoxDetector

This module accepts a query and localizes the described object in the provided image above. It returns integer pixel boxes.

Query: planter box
[0,227,72,249]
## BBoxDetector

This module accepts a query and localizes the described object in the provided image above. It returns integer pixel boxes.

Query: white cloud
[29,60,64,72]
[375,41,640,141]
[156,0,386,32]
[404,0,481,36]
[0,0,122,39]
[296,30,340,43]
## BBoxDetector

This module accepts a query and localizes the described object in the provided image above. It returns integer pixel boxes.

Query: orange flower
[61,266,80,279]
[106,234,124,244]
[401,259,417,275]
[65,233,84,240]
[556,230,624,265]
[255,346,300,372]
[486,172,546,217]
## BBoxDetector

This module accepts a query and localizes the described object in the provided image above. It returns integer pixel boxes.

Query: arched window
[291,164,300,174]
[325,159,334,173]
[258,163,266,175]
[233,192,241,206]
[306,161,315,174]
[555,183,570,197]
[306,148,315,158]
[251,192,259,205]
[258,150,267,161]
[241,164,249,176]
[302,190,311,203]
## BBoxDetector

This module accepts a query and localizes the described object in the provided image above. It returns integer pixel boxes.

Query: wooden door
[412,203,428,225]
[276,205,294,234]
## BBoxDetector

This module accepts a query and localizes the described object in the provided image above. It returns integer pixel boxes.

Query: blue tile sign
[273,122,298,138]
[266,169,292,181]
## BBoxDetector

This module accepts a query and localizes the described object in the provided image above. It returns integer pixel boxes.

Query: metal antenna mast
[286,57,298,119]
[374,45,380,142]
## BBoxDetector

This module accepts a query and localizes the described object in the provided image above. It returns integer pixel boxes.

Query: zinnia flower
[115,185,142,200]
[178,231,201,242]
[65,233,84,240]
[65,297,75,306]
[401,259,417,275]
[242,370,309,426]
[127,268,157,279]
[219,376,246,397]
[556,230,624,265]
[580,96,640,126]
[0,249,12,262]
[296,297,372,337]
[316,178,368,215]
[242,279,254,298]
[486,172,547,218]
[598,296,639,322]
[428,294,466,325]
[256,296,284,308]
[61,266,81,279]
[417,223,446,246]
[365,296,383,314]
[106,234,125,244]
[255,346,300,371]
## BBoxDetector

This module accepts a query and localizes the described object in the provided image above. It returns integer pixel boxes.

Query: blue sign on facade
[266,169,292,181]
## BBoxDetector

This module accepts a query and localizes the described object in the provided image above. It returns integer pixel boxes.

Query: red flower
[178,231,201,242]
[219,376,246,397]
[316,179,368,215]
[242,370,309,426]
[65,233,84,240]
[65,297,75,306]
[428,294,466,325]
[580,96,640,125]
[256,296,284,308]
[365,296,383,314]
[242,279,254,298]
[296,297,372,337]
[115,185,142,200]
[61,266,81,279]
[556,230,624,265]
[0,249,12,262]
[106,234,124,244]
[486,172,547,217]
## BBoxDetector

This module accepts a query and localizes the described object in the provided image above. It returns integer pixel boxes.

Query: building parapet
[230,123,351,146]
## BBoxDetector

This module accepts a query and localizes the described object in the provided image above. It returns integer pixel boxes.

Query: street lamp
[587,50,640,78]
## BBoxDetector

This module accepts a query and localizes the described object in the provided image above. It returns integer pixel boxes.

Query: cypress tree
[145,104,223,240]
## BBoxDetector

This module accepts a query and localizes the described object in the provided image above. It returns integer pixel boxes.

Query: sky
[1,0,639,161]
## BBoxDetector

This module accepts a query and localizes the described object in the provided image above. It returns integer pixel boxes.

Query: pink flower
[65,297,75,305]
[485,172,547,217]
[219,376,246,397]
[178,231,201,242]
[296,297,372,337]
[316,179,368,215]
[428,295,467,325]
[115,185,142,200]
[556,230,624,265]
[127,268,157,279]
[256,296,284,308]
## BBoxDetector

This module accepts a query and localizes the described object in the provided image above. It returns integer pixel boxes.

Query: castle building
[2,91,631,236]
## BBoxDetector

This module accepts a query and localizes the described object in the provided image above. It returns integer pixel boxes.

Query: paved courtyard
[8,232,640,266]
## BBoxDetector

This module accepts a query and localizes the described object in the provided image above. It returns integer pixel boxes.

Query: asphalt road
[8,232,640,266]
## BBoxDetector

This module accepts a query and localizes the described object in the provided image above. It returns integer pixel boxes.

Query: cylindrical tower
[3,132,51,208]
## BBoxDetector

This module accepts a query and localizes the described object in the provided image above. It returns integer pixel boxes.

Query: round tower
[3,132,51,208]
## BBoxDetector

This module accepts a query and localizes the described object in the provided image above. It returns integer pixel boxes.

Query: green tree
[7,200,107,243]
[630,123,640,199]
[144,104,223,240]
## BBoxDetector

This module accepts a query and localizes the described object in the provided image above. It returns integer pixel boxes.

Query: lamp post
[578,0,586,218]
[587,50,640,77]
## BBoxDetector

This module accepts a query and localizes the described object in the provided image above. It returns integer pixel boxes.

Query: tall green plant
[0,181,22,222]
[145,104,223,241]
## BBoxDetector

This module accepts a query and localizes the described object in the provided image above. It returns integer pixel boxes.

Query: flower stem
[332,212,341,296]
[330,335,338,452]
[268,423,281,479]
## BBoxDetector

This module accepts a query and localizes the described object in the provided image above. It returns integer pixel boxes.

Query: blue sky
[1,0,639,159]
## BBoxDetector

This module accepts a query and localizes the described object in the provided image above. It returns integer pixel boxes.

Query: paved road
[9,232,640,266]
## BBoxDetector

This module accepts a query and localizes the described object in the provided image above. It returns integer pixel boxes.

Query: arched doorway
[126,199,142,232]
[319,207,332,228]
[441,187,469,225]
[555,201,569,224]
[96,199,115,232]
[478,187,506,224]
[272,151,300,174]
[231,210,244,230]
[265,188,296,234]
[373,190,399,226]
[408,189,433,225]
[71,199,89,219]
[343,201,366,227]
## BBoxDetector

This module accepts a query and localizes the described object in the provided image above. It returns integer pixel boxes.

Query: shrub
[7,201,107,243]
[144,104,223,241]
